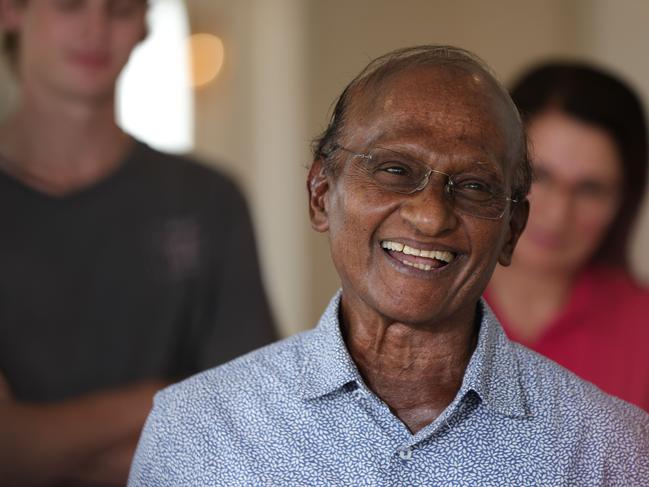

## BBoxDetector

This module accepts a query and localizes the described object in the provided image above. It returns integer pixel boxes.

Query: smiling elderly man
[129,46,649,486]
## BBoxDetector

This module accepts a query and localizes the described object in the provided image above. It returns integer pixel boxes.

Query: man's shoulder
[155,330,313,416]
[512,342,649,438]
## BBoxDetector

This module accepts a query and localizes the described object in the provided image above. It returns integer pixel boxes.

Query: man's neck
[341,301,477,434]
[0,87,133,196]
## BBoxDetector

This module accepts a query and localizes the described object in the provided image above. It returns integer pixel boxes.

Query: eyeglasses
[333,145,517,220]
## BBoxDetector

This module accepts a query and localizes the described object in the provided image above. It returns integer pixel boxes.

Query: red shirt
[485,267,649,411]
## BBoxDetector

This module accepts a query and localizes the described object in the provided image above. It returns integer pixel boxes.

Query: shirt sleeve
[127,390,182,486]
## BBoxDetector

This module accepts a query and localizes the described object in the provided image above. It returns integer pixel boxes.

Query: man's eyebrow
[455,160,507,180]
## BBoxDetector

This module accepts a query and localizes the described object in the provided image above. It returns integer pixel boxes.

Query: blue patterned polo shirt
[129,293,649,486]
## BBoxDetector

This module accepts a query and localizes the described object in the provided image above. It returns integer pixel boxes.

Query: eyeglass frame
[330,144,519,220]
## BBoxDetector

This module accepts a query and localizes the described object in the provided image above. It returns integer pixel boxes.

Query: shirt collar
[297,291,362,400]
[298,292,529,418]
[460,300,530,418]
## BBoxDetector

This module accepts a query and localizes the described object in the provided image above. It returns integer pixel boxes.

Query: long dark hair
[511,62,648,269]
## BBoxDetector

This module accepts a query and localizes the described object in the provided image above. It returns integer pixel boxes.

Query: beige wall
[572,0,649,282]
[188,0,313,335]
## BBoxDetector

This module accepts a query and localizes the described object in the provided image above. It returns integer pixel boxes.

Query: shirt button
[399,447,413,460]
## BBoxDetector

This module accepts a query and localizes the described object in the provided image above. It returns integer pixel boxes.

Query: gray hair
[311,45,532,201]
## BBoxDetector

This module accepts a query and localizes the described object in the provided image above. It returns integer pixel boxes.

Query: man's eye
[457,180,493,193]
[452,178,504,202]
[381,164,410,176]
[372,158,416,177]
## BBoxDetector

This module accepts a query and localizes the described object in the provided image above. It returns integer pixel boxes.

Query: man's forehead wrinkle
[347,114,505,158]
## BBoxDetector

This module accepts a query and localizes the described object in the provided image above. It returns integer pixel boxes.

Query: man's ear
[307,158,330,233]
[498,199,529,266]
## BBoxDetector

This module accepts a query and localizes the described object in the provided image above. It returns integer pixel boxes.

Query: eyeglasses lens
[357,148,510,220]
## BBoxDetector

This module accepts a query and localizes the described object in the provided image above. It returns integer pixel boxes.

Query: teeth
[381,241,404,252]
[380,241,455,264]
[403,261,433,271]
[402,245,421,256]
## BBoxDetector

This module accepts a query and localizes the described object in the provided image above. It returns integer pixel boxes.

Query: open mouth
[380,240,456,271]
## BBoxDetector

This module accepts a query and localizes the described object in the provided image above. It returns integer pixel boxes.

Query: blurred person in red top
[486,62,649,411]
[0,0,274,485]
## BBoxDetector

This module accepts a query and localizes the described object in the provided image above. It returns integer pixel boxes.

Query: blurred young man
[0,1,275,485]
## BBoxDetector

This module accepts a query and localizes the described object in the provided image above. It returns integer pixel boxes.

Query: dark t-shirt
[0,141,275,402]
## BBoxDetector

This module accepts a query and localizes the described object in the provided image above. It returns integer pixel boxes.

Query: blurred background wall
[2,0,648,335]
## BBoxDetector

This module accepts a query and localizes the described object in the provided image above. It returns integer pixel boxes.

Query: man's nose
[398,177,458,236]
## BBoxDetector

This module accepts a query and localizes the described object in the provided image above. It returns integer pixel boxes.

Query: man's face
[309,66,528,327]
[4,0,146,100]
